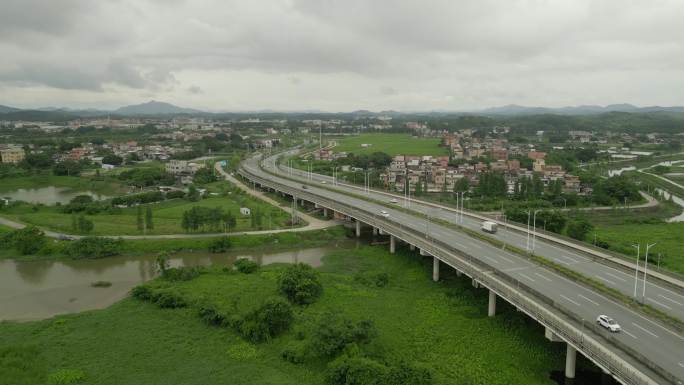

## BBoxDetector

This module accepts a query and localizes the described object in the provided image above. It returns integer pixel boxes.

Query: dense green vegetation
[334,134,448,156]
[0,245,566,385]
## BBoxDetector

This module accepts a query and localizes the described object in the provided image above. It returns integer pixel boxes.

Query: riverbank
[0,226,348,262]
[0,244,570,385]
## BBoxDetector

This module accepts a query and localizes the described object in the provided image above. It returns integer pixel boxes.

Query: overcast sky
[1,0,683,111]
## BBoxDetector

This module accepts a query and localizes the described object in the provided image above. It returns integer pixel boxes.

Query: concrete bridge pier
[372,227,378,236]
[323,208,328,217]
[488,290,497,317]
[355,220,361,237]
[432,257,440,282]
[390,235,396,254]
[409,244,415,251]
[565,344,577,379]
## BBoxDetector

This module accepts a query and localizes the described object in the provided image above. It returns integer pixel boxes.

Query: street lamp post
[532,209,541,252]
[632,243,640,298]
[642,243,656,300]
[525,210,531,252]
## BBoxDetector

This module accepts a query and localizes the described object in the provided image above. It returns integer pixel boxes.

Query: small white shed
[240,207,251,216]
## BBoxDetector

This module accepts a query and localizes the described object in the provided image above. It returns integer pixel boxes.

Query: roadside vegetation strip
[256,160,684,331]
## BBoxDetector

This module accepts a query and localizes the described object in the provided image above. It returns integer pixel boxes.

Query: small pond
[1,186,109,205]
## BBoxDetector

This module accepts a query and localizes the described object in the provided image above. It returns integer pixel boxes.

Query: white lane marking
[551,273,684,341]
[604,272,627,282]
[622,329,638,339]
[534,272,552,282]
[658,294,683,306]
[647,297,672,310]
[555,254,580,264]
[468,242,483,250]
[559,294,581,306]
[481,255,500,265]
[594,275,616,285]
[578,294,600,306]
[631,323,659,338]
[519,273,536,282]
[657,286,684,301]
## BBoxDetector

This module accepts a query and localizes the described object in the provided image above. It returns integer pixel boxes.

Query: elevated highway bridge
[238,152,684,385]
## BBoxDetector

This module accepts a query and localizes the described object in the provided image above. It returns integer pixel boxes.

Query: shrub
[326,355,432,385]
[47,368,86,385]
[3,226,47,255]
[311,312,377,357]
[198,305,227,326]
[277,263,323,305]
[130,285,154,301]
[66,237,123,259]
[566,218,593,241]
[234,258,258,274]
[280,341,307,364]
[165,190,186,199]
[237,297,293,343]
[208,237,232,253]
[326,355,388,385]
[152,290,187,308]
[374,272,389,287]
[387,362,433,385]
[162,266,201,281]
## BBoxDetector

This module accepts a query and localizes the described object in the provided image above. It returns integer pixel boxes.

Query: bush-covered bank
[0,226,348,262]
[0,245,567,385]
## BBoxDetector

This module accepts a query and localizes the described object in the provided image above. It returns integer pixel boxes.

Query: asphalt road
[243,154,684,382]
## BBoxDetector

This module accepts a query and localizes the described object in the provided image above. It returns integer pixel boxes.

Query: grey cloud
[0,0,683,110]
[187,85,203,94]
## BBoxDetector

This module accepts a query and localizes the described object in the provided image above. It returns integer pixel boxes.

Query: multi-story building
[0,147,25,164]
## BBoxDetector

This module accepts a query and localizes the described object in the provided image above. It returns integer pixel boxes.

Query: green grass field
[0,186,296,236]
[571,202,684,275]
[0,245,565,385]
[334,134,448,156]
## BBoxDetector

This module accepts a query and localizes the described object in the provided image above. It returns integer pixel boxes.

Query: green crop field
[0,245,567,385]
[0,186,296,236]
[334,134,447,156]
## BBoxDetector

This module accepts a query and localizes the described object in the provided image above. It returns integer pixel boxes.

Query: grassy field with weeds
[0,244,568,385]
[0,185,296,236]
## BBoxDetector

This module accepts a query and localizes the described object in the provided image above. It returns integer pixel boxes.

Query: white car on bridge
[596,315,621,332]
[379,210,390,218]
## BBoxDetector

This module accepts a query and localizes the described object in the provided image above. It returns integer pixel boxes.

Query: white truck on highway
[481,221,498,234]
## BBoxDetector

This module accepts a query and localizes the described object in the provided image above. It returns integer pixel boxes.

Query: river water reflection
[0,245,342,321]
[1,186,109,205]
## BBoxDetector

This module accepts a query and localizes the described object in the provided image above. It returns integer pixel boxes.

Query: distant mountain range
[1,101,684,118]
[477,103,684,115]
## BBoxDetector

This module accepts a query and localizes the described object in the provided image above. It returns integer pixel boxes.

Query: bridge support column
[432,257,440,282]
[456,270,462,277]
[488,290,497,317]
[323,208,328,217]
[409,244,415,251]
[355,220,361,237]
[373,227,378,236]
[565,344,577,379]
[390,235,396,254]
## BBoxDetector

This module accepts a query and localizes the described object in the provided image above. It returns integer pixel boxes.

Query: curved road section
[240,153,683,385]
